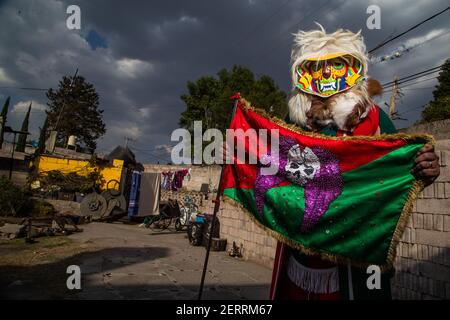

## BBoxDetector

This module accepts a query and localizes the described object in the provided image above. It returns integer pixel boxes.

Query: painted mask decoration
[296,54,365,97]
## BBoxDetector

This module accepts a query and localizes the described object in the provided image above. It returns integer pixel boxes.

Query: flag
[222,98,434,269]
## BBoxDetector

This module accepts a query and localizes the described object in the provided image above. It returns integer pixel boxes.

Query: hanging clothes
[127,171,141,218]
[171,169,188,191]
[137,172,161,216]
[161,171,174,190]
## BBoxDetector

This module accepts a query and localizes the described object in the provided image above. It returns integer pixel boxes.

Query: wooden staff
[197,94,240,300]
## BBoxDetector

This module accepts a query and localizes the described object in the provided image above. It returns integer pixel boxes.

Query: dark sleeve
[378,108,397,134]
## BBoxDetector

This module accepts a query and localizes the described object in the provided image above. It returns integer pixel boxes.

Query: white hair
[288,24,371,129]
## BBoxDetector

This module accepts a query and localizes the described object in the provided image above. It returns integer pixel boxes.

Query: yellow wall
[35,156,124,191]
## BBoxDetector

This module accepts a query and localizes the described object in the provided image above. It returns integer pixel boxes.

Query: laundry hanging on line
[128,171,162,218]
[127,170,141,218]
[137,172,161,217]
[161,168,190,191]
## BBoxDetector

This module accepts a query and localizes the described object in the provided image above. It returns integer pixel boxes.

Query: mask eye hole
[311,62,322,71]
[333,59,344,70]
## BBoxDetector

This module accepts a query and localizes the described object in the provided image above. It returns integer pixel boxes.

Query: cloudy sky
[0,0,449,163]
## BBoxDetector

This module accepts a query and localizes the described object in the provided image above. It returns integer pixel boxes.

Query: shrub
[0,175,30,216]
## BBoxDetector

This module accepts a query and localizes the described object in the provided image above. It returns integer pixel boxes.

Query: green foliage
[37,170,104,194]
[26,199,56,217]
[46,75,106,151]
[0,96,10,147]
[421,97,450,123]
[421,58,450,123]
[0,175,30,216]
[36,116,49,155]
[179,65,287,133]
[15,103,31,152]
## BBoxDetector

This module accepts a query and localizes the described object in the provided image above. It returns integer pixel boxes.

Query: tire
[175,218,183,231]
[150,216,171,231]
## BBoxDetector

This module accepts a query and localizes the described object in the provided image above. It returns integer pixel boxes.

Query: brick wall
[198,197,277,269]
[391,147,450,300]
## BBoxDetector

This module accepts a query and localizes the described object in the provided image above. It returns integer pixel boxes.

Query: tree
[0,96,10,148]
[421,58,450,123]
[15,102,31,152]
[46,75,106,151]
[179,65,288,133]
[36,115,49,155]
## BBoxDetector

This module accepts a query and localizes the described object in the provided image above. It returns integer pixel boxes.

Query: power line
[385,75,438,90]
[397,104,427,117]
[129,144,174,153]
[128,146,170,163]
[0,86,48,91]
[381,65,442,87]
[399,86,435,91]
[369,6,450,53]
[381,65,442,86]
[371,30,450,64]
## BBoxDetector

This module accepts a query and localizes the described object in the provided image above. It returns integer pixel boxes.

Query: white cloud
[138,107,151,118]
[0,67,16,85]
[179,15,199,24]
[116,58,153,78]
[109,124,142,140]
[12,100,47,113]
[155,144,173,154]
[403,28,450,48]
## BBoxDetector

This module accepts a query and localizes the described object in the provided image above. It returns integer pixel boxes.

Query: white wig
[288,24,371,130]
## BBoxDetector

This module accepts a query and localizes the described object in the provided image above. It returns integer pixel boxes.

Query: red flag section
[222,101,408,190]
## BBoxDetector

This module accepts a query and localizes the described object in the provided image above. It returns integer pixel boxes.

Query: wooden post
[197,96,239,300]
[389,77,399,119]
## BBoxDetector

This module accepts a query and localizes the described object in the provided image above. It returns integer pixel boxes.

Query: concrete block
[446,283,450,299]
[433,215,444,231]
[410,244,418,259]
[416,229,450,247]
[423,214,433,230]
[445,183,450,198]
[440,150,449,167]
[417,260,450,282]
[422,184,434,198]
[444,247,450,266]
[435,183,446,199]
[436,166,450,182]
[416,199,450,215]
[444,216,450,232]
[413,213,424,229]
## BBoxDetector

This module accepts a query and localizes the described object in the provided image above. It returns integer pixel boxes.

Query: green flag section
[222,98,434,269]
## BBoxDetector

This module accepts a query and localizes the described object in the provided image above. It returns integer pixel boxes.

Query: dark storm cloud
[0,0,449,163]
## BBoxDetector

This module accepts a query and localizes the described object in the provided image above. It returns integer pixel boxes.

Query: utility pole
[388,76,399,119]
[124,136,135,147]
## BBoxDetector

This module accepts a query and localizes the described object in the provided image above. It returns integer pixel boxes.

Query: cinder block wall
[199,197,277,269]
[391,148,450,300]
[143,164,221,192]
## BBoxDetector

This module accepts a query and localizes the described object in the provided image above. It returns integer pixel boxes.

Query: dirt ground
[0,222,272,300]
